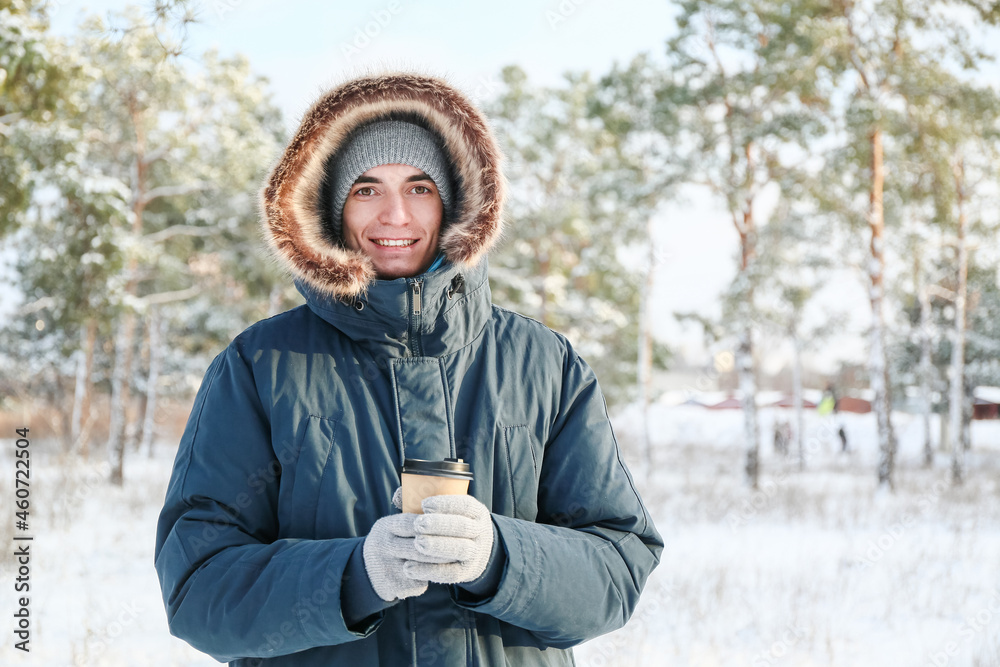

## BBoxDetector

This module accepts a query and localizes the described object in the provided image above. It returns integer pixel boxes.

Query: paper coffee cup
[400,458,473,514]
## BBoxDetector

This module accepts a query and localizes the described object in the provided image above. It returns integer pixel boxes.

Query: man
[155,71,662,667]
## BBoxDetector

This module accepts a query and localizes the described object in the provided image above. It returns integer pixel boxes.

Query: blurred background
[1,1,999,665]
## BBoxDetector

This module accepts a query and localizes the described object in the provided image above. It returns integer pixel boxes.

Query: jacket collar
[297,259,492,359]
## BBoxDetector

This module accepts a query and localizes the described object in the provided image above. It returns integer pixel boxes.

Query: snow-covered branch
[0,112,23,135]
[140,285,202,306]
[140,144,172,168]
[16,296,56,315]
[926,284,957,302]
[144,224,218,243]
[136,181,212,207]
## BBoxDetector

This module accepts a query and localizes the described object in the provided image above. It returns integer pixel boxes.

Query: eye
[412,185,432,194]
[354,186,375,196]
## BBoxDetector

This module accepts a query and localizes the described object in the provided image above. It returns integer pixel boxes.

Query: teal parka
[154,72,662,667]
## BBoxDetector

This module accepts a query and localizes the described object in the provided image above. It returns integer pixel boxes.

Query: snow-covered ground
[1,407,998,666]
[0,450,213,667]
[577,406,1000,667]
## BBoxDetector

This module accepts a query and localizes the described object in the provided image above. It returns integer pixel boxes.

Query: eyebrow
[353,172,434,185]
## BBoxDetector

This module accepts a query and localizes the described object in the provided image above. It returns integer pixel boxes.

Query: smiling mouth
[372,239,417,247]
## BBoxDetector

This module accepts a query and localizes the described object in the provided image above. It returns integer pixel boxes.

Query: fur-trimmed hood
[260,72,506,299]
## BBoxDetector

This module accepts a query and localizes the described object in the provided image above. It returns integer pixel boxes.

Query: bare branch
[843,4,875,93]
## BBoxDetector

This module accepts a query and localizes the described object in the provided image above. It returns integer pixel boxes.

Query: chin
[375,265,418,280]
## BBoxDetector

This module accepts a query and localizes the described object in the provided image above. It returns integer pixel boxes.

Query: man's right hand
[362,514,438,602]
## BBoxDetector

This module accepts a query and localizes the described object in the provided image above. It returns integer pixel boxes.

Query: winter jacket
[154,72,662,667]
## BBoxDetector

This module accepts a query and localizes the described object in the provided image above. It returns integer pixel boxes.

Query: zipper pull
[412,281,422,315]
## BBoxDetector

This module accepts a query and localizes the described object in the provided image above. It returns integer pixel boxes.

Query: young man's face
[342,163,444,280]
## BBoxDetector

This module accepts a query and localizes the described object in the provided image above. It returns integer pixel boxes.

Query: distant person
[817,385,836,418]
[153,71,662,666]
[819,384,849,453]
[773,419,790,456]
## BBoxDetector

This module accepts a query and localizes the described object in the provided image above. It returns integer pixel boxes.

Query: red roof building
[837,396,872,414]
[769,395,818,409]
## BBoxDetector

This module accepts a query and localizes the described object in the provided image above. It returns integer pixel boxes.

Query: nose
[379,191,411,225]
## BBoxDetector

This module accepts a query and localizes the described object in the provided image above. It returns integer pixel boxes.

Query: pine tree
[590,53,684,476]
[3,7,285,482]
[0,0,77,236]
[485,66,651,405]
[813,0,998,488]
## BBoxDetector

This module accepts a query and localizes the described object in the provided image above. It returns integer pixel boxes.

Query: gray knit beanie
[329,120,454,240]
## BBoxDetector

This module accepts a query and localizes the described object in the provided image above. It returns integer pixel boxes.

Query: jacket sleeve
[453,350,663,648]
[153,340,386,663]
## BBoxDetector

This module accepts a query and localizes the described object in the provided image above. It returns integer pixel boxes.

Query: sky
[16,0,880,373]
[47,0,685,124]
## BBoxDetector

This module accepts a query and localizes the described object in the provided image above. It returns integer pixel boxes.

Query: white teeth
[373,239,417,247]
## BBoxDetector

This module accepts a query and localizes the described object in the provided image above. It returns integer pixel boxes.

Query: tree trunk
[70,321,96,454]
[109,97,148,485]
[791,329,805,471]
[131,393,147,453]
[962,376,973,452]
[949,157,968,484]
[736,195,759,488]
[108,313,135,485]
[868,127,897,490]
[940,411,949,453]
[918,273,934,467]
[637,219,656,485]
[57,374,73,446]
[739,327,760,488]
[140,308,163,458]
[132,312,152,452]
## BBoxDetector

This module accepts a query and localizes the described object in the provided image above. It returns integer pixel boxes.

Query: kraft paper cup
[400,458,473,514]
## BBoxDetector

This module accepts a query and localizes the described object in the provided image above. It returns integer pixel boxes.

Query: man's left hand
[405,495,494,585]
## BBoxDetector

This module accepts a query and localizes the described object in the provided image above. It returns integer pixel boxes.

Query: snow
[2,406,998,666]
[576,405,1000,666]
[976,386,1000,405]
[0,454,211,666]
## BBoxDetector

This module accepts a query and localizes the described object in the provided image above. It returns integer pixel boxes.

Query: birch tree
[662,0,834,487]
[901,65,1000,482]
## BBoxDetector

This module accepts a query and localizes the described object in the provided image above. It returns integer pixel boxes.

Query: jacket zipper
[408,279,423,356]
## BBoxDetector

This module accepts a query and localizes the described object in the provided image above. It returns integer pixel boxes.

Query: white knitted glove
[405,495,494,585]
[363,514,431,602]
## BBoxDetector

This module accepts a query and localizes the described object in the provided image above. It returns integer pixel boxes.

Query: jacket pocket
[276,414,342,537]
[494,424,539,521]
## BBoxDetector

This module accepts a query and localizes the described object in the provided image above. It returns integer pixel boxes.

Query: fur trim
[260,71,506,299]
